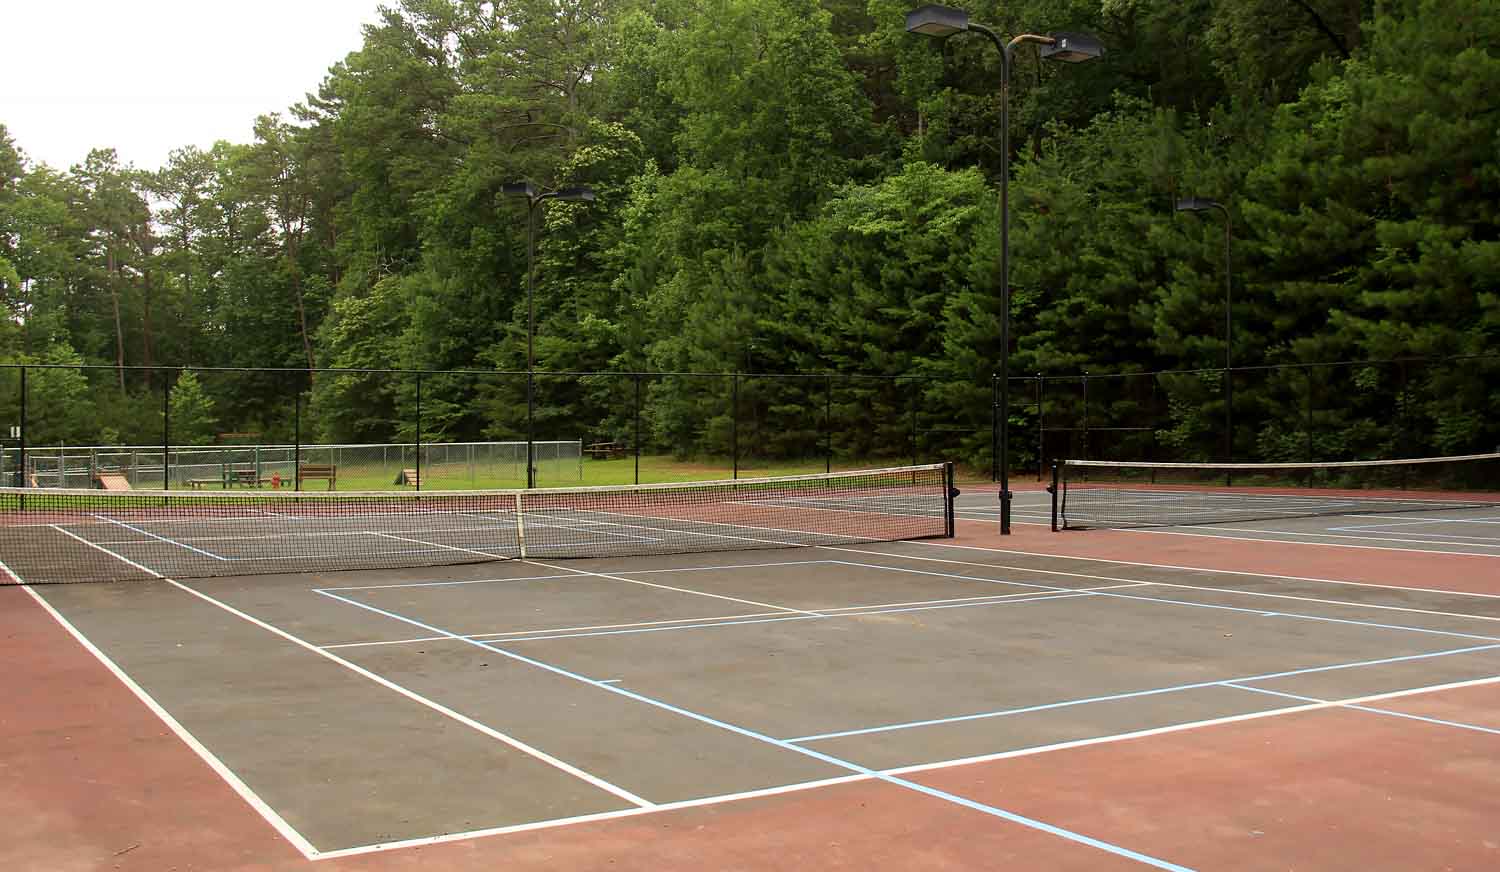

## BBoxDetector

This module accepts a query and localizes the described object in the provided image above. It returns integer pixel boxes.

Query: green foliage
[0,0,1495,468]
[168,370,217,445]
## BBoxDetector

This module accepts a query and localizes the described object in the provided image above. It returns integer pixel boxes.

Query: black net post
[945,461,956,537]
[633,373,642,486]
[162,369,171,491]
[1049,461,1060,531]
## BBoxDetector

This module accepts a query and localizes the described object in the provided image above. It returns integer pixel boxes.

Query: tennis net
[0,464,954,585]
[1051,454,1500,530]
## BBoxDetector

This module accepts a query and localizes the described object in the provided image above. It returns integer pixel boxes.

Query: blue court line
[786,643,1500,743]
[315,589,1195,872]
[1224,682,1500,737]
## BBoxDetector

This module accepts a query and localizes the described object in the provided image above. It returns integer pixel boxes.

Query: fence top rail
[2,441,583,453]
[0,363,957,381]
[995,353,1500,383]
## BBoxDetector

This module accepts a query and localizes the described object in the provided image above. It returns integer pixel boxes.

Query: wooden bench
[586,441,627,460]
[297,464,337,490]
[396,468,421,486]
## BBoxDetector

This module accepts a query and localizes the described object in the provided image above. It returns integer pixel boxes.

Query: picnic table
[586,442,627,460]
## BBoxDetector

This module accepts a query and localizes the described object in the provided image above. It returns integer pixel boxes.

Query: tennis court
[3,464,1499,870]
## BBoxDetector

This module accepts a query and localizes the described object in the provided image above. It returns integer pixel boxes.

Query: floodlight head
[501,182,537,199]
[552,186,596,202]
[1039,31,1105,63]
[905,4,969,37]
[1175,197,1224,213]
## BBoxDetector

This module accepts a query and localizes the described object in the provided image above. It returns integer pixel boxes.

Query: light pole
[502,182,596,488]
[1174,197,1232,464]
[906,5,1104,534]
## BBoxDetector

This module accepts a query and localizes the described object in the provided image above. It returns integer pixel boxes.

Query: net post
[945,461,956,538]
[731,373,739,481]
[514,492,527,560]
[1049,461,1060,532]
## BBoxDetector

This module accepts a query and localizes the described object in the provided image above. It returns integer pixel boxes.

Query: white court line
[87,515,230,561]
[0,559,320,860]
[25,535,654,818]
[1047,521,1500,558]
[1170,523,1500,550]
[319,559,837,593]
[308,773,867,860]
[829,546,1500,626]
[312,670,1500,860]
[1333,514,1500,529]
[318,583,1152,651]
[372,531,514,562]
[161,576,654,810]
[921,537,1500,599]
[881,673,1500,779]
[525,559,829,618]
[1224,682,1500,737]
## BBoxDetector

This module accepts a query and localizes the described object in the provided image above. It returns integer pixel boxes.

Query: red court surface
[4,500,1499,871]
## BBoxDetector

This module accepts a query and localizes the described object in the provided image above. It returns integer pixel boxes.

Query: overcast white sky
[0,0,386,172]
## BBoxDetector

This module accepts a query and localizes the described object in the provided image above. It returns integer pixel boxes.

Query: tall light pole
[502,182,596,488]
[1175,197,1233,465]
[906,5,1104,534]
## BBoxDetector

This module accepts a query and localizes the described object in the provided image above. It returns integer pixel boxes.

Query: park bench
[297,464,338,490]
[586,441,627,460]
[396,468,421,486]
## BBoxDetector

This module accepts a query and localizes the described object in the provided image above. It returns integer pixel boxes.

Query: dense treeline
[1,0,1496,466]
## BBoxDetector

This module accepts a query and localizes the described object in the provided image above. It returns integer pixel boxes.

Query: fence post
[1036,373,1047,482]
[1081,371,1090,462]
[825,374,833,475]
[415,371,423,492]
[162,370,171,491]
[634,374,642,486]
[1304,365,1314,464]
[17,366,25,491]
[991,374,999,483]
[294,374,303,491]
[910,378,919,468]
[1224,364,1234,485]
